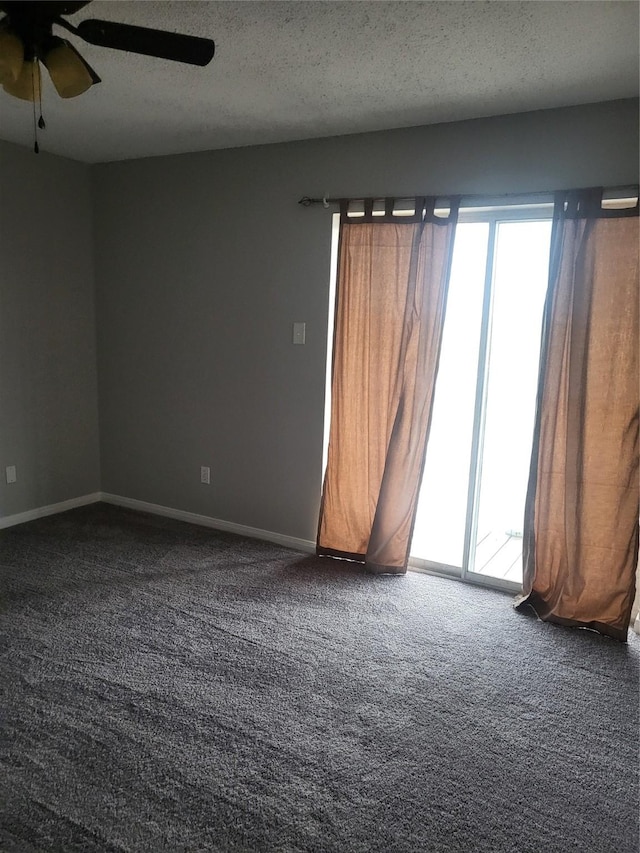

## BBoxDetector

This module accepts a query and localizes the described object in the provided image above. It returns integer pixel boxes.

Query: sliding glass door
[411,222,488,571]
[411,206,552,589]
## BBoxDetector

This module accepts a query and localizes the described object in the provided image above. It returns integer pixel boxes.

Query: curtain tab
[339,199,350,223]
[554,187,639,220]
[448,196,461,220]
[423,196,460,225]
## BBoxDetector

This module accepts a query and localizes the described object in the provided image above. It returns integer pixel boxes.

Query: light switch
[6,465,16,484]
[293,322,306,345]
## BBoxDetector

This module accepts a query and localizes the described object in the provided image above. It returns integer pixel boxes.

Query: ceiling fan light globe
[3,59,40,101]
[0,28,24,85]
[44,43,93,98]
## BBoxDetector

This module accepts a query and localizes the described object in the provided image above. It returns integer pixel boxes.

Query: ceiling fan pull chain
[38,77,46,131]
[31,61,39,154]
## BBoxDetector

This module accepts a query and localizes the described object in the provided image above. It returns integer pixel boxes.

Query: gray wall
[92,99,639,542]
[0,141,100,517]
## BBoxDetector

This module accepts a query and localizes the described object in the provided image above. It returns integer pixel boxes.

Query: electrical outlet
[6,465,16,484]
[200,466,210,485]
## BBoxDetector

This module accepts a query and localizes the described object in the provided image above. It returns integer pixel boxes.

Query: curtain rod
[298,185,639,208]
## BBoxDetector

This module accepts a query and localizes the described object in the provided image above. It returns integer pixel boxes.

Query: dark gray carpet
[1,503,638,853]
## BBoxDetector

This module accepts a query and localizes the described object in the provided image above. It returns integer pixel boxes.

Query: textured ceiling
[0,1,637,163]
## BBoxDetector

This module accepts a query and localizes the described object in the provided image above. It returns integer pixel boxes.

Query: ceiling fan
[0,1,215,102]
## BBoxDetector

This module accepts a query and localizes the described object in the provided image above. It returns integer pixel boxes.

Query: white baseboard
[100,492,316,554]
[0,489,316,555]
[0,492,102,530]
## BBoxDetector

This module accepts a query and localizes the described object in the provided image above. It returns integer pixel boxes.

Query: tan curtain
[317,197,458,573]
[519,188,639,641]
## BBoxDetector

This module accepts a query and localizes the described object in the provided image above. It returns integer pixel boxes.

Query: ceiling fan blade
[76,19,215,66]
